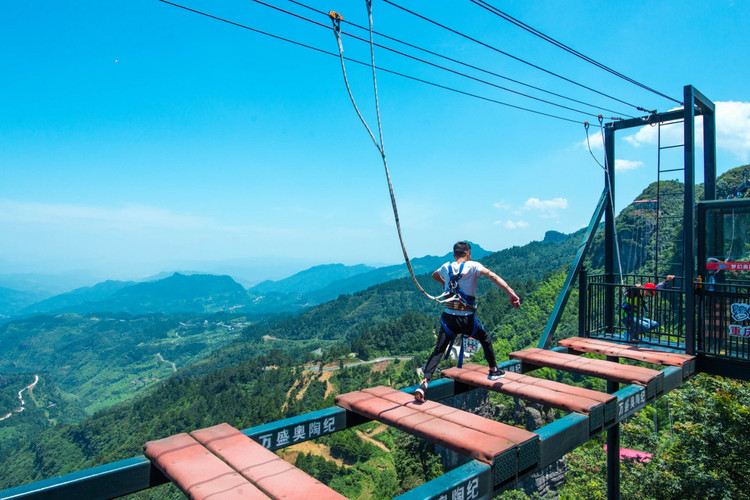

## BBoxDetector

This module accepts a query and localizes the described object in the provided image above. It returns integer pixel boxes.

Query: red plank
[558,337,695,368]
[361,386,536,446]
[442,366,606,415]
[144,433,269,500]
[336,390,516,466]
[459,364,614,406]
[509,348,662,387]
[190,424,346,500]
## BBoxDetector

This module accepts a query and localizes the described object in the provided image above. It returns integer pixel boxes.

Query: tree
[391,430,443,493]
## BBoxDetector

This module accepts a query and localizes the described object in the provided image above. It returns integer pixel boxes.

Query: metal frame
[535,85,717,500]
[603,86,716,354]
[600,85,715,500]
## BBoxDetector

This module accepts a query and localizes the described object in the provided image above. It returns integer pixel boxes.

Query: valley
[0,375,38,422]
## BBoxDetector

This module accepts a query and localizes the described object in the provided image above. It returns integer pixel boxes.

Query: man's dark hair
[453,241,471,258]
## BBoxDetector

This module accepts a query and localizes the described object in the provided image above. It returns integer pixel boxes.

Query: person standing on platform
[414,241,520,402]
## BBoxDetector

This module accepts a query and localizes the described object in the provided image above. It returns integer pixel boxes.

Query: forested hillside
[0,268,573,495]
[2,170,750,498]
[0,313,250,414]
[0,231,580,495]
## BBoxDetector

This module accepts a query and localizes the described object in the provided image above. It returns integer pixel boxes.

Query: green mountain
[11,245,494,318]
[585,165,750,277]
[250,264,376,295]
[19,280,135,316]
[24,273,252,316]
[245,243,493,312]
[91,273,252,314]
[303,248,491,304]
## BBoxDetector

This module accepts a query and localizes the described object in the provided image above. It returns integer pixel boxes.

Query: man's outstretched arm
[480,268,521,308]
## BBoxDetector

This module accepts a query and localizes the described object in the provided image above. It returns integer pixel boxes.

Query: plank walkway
[144,423,346,500]
[335,385,538,485]
[558,336,696,378]
[393,337,692,487]
[142,337,697,497]
[442,363,616,433]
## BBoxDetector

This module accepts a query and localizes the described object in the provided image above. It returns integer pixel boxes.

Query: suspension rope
[382,0,650,113]
[248,0,618,120]
[287,0,635,119]
[583,121,605,170]
[469,0,682,107]
[329,6,452,304]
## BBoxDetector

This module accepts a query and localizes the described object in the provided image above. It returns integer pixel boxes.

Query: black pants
[423,312,497,380]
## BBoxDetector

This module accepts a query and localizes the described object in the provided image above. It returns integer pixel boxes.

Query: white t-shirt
[437,260,485,301]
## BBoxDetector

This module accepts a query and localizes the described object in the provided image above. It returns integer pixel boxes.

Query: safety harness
[621,292,646,321]
[443,262,478,312]
[441,314,483,369]
[441,262,480,368]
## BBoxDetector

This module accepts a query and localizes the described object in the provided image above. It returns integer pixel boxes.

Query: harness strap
[446,262,477,311]
[448,261,465,282]
[441,315,482,369]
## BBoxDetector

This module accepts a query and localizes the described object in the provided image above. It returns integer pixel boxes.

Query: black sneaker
[488,368,505,380]
[413,382,428,402]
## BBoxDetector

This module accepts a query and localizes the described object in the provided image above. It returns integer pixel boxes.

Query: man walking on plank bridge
[415,241,521,402]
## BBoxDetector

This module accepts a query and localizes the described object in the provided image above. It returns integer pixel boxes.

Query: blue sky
[1,0,748,283]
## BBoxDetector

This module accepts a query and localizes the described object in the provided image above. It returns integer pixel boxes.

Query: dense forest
[0,313,252,415]
[1,167,749,499]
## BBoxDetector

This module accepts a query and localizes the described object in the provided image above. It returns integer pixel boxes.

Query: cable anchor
[329,11,344,51]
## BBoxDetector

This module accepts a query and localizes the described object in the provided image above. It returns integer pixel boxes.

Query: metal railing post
[579,267,588,337]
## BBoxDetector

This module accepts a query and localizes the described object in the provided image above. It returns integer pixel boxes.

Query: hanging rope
[584,118,624,281]
[329,5,453,305]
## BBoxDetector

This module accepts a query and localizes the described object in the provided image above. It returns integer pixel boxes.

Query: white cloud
[718,101,750,161]
[492,198,568,227]
[496,220,529,229]
[623,101,750,161]
[578,129,604,151]
[524,197,568,211]
[615,159,644,172]
[521,197,568,220]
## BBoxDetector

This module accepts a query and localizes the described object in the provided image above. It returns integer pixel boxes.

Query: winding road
[156,353,177,372]
[305,356,413,372]
[0,374,39,422]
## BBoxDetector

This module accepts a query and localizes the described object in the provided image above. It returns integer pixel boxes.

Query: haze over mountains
[0,244,495,319]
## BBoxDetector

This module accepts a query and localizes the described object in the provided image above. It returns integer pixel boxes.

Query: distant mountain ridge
[0,287,47,319]
[18,273,249,316]
[246,243,492,310]
[250,263,375,295]
[7,244,494,317]
[20,280,135,315]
